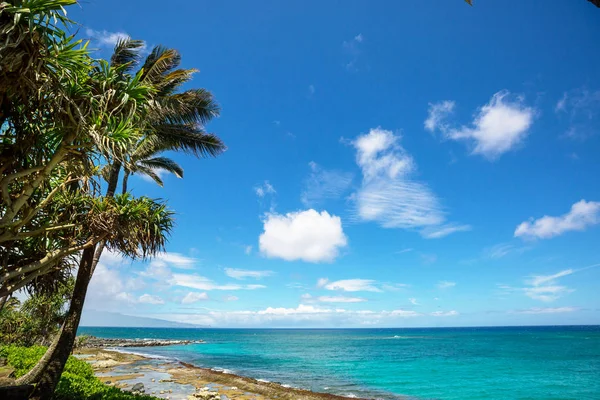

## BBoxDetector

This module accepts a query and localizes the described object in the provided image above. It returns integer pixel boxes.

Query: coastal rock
[190,388,221,400]
[77,335,205,348]
[94,359,121,368]
[131,382,144,392]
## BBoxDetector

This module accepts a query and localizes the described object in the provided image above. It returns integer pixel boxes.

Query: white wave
[257,378,270,383]
[211,367,235,374]
[344,393,358,398]
[105,347,172,360]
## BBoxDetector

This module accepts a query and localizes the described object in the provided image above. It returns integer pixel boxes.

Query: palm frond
[110,37,144,72]
[138,157,183,178]
[151,124,226,157]
[140,46,181,86]
[135,166,164,187]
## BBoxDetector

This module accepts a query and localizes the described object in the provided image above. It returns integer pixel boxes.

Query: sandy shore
[76,348,370,400]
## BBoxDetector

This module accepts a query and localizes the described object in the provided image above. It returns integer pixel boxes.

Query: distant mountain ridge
[80,310,203,328]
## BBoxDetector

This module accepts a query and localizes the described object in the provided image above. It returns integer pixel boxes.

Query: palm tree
[22,40,226,399]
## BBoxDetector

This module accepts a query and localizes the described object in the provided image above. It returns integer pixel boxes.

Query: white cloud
[514,200,600,240]
[182,292,209,304]
[86,28,132,48]
[499,268,575,302]
[513,307,578,314]
[255,181,276,198]
[526,269,574,287]
[317,296,367,303]
[153,252,197,269]
[170,273,266,291]
[351,128,469,238]
[483,243,528,259]
[420,224,472,239]
[138,294,164,305]
[409,298,419,306]
[317,278,329,288]
[308,84,315,96]
[342,33,364,71]
[425,101,455,132]
[431,310,459,317]
[244,245,253,255]
[224,268,274,280]
[224,295,239,302]
[437,281,456,289]
[431,91,534,159]
[323,279,382,293]
[161,304,458,328]
[301,162,353,206]
[555,93,568,113]
[555,88,600,141]
[86,263,139,311]
[259,209,347,263]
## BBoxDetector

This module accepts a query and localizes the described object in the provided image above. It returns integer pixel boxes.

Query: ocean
[78,326,600,400]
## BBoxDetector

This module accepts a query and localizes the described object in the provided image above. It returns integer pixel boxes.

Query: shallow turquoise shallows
[78,326,600,400]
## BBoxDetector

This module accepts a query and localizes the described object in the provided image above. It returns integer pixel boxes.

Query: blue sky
[74,0,600,327]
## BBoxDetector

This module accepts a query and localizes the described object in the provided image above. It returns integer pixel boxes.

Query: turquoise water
[78,326,600,399]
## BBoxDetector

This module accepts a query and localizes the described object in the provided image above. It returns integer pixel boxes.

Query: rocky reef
[78,336,204,348]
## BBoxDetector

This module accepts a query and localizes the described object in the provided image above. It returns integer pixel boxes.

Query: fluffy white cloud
[138,294,164,305]
[514,200,600,240]
[425,101,455,132]
[259,209,347,262]
[86,263,139,311]
[323,279,382,293]
[224,295,239,302]
[182,292,209,304]
[171,273,266,291]
[254,181,276,197]
[409,298,419,306]
[513,307,578,314]
[449,91,534,159]
[429,91,534,159]
[301,162,353,206]
[85,28,132,47]
[153,253,197,269]
[224,268,273,280]
[351,128,469,238]
[437,281,456,289]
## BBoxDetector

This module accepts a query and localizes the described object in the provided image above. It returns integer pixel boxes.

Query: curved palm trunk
[30,247,95,400]
[15,325,64,385]
[21,161,122,397]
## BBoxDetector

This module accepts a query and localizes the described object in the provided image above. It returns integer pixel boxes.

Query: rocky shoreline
[79,336,205,348]
[76,347,374,400]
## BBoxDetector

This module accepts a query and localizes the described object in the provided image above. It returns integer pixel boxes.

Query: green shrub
[0,345,158,400]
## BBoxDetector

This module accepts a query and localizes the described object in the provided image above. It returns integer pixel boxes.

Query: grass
[0,345,158,400]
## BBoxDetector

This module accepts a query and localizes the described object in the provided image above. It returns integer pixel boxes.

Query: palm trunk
[30,247,95,400]
[122,170,130,194]
[15,325,64,385]
[106,160,122,197]
[0,295,8,312]
[25,161,123,398]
